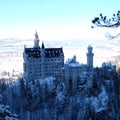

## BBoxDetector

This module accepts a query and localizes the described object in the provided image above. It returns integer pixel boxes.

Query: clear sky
[0,0,120,40]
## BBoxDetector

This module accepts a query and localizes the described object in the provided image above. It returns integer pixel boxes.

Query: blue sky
[0,0,120,40]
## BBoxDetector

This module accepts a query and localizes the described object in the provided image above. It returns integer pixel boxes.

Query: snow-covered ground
[0,38,119,75]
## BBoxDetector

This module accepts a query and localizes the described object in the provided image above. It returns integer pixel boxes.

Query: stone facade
[23,32,64,82]
[61,56,89,94]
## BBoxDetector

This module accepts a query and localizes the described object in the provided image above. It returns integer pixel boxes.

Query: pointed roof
[34,30,40,48]
[35,30,39,39]
[42,41,45,49]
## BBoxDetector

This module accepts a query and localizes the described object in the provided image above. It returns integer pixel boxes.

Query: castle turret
[34,31,40,48]
[42,41,45,49]
[86,45,94,68]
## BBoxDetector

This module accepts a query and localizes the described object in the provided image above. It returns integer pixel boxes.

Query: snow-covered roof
[65,62,82,67]
[102,62,111,67]
[65,55,87,67]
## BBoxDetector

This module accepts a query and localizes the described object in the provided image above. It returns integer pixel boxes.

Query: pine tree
[0,94,18,120]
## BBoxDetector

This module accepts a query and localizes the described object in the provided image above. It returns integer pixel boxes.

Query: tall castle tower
[34,31,40,48]
[86,45,94,68]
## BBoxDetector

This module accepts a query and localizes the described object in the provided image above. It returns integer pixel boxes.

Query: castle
[23,32,94,92]
[23,32,116,93]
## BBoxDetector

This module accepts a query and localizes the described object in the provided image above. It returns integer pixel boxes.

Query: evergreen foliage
[1,68,120,119]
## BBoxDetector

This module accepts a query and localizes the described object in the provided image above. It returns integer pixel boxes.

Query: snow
[0,36,119,120]
[0,104,18,120]
[0,37,119,76]
[90,86,108,113]
[65,55,86,67]
[35,76,56,91]
[65,62,82,67]
[5,116,17,120]
[102,62,111,67]
[56,91,65,102]
[96,107,106,113]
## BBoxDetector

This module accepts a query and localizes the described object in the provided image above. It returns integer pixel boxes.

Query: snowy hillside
[0,38,119,75]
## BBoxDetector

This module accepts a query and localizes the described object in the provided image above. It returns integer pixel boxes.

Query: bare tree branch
[105,32,120,39]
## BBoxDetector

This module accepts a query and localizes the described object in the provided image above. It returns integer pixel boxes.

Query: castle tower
[34,31,40,48]
[86,45,94,68]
